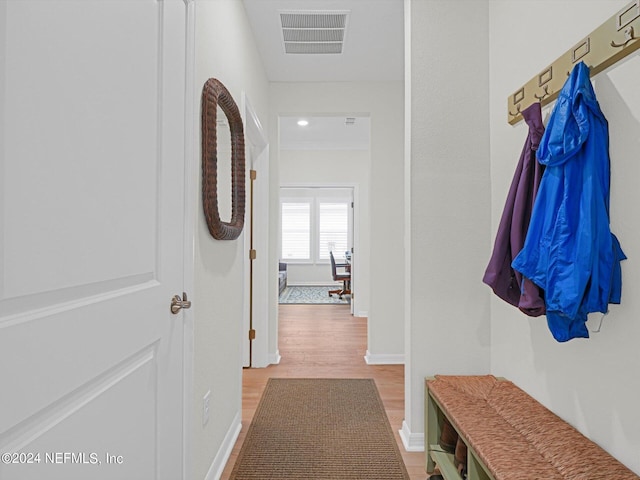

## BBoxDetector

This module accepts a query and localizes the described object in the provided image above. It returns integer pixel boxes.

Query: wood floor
[219,304,428,480]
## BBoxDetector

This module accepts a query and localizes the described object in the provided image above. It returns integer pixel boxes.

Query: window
[280,188,352,263]
[318,203,348,260]
[281,202,311,260]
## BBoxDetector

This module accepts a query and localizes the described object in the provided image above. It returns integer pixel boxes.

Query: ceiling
[242,0,404,83]
[242,0,403,149]
[279,115,371,150]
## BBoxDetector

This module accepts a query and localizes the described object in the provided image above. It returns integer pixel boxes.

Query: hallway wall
[193,1,269,479]
[407,3,640,471]
[489,1,640,473]
[404,0,492,447]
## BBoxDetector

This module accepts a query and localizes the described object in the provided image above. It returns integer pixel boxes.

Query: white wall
[404,0,492,447]
[489,1,640,473]
[270,82,405,361]
[193,1,269,479]
[280,152,366,289]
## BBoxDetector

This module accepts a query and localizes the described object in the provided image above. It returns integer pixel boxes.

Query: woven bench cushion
[487,381,638,479]
[428,375,639,480]
[429,375,564,479]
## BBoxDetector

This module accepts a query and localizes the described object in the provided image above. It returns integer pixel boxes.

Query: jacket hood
[537,62,605,167]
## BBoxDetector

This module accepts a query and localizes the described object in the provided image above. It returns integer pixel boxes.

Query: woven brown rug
[229,378,410,480]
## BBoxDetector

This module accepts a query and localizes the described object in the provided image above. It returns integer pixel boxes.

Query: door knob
[171,292,192,314]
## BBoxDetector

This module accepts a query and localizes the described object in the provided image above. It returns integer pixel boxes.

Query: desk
[343,252,351,273]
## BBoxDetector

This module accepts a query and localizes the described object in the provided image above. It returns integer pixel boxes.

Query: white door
[0,1,188,479]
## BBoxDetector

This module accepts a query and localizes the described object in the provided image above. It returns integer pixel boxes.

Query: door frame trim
[182,1,197,478]
[242,92,270,368]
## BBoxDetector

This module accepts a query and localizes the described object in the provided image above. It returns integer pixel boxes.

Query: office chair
[329,251,351,298]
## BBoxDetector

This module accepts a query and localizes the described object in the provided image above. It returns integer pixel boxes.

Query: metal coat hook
[508,104,522,118]
[507,1,640,124]
[611,25,637,47]
[589,311,608,333]
[534,85,551,100]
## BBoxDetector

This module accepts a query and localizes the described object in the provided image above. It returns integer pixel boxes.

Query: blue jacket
[511,62,626,342]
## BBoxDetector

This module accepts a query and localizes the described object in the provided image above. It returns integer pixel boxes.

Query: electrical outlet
[203,390,211,426]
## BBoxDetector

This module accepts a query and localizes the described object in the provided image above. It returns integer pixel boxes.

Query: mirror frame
[201,78,246,240]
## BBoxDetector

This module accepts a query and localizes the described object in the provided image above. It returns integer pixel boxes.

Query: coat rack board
[508,0,640,125]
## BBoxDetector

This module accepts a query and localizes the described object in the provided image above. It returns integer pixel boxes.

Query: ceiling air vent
[280,10,350,55]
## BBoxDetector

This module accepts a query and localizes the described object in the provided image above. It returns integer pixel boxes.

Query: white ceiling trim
[280,143,370,151]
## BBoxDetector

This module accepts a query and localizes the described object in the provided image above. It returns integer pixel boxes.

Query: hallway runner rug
[229,378,410,480]
[279,285,350,305]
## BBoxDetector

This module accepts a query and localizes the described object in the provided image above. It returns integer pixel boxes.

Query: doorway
[277,114,371,318]
[279,186,355,303]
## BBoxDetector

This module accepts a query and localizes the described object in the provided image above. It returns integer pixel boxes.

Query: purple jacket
[483,102,545,316]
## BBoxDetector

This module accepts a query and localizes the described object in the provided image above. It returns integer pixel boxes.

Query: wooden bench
[425,375,639,480]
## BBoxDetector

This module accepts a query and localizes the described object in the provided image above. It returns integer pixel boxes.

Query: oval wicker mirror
[201,78,245,240]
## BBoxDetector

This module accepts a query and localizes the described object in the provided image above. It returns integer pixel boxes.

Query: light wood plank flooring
[219,304,428,480]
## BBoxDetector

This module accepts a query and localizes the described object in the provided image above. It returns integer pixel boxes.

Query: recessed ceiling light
[297,119,309,126]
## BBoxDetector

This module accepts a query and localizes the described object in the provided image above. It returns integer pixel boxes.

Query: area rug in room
[279,285,350,305]
[229,378,410,480]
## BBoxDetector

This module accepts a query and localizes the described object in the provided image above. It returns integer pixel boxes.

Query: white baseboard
[399,420,425,452]
[204,411,242,480]
[364,350,405,365]
[269,349,281,365]
[355,310,368,318]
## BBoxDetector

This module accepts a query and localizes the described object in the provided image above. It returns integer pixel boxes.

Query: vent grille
[285,43,343,54]
[280,10,349,55]
[280,12,347,29]
[283,29,344,42]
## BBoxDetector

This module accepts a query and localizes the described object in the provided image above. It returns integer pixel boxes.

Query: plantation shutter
[281,202,311,260]
[319,202,348,260]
